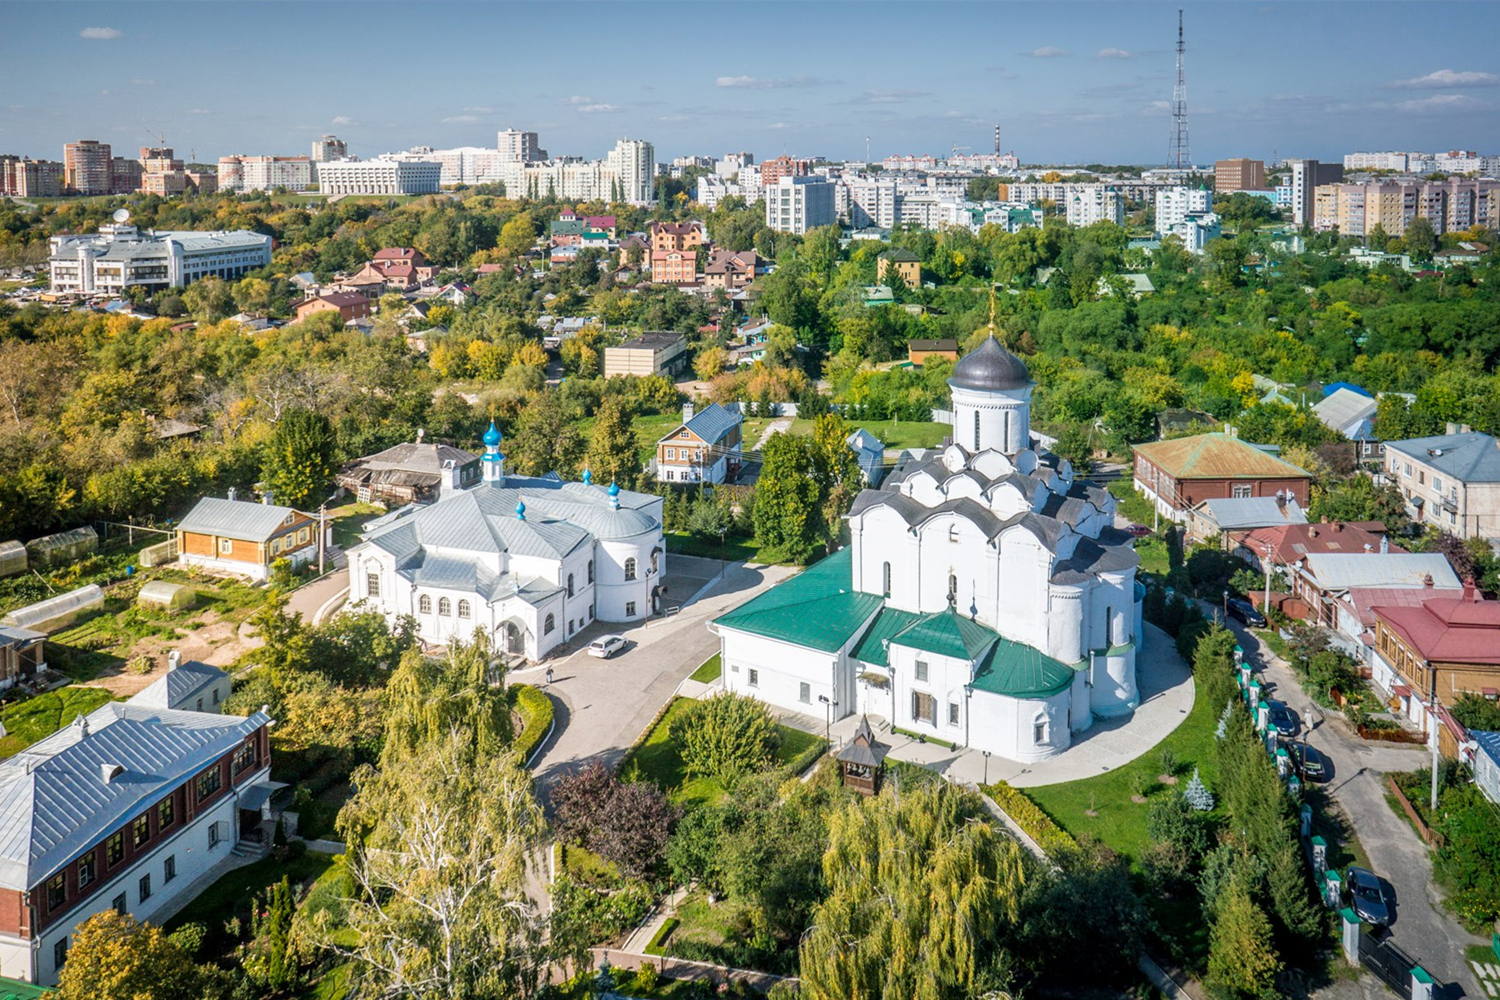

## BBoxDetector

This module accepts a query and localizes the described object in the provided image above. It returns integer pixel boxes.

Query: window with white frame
[747,668,759,687]
[419,594,432,613]
[949,701,961,725]
[799,682,810,703]
[438,597,451,616]
[915,660,928,683]
[1232,484,1252,498]
[457,599,470,619]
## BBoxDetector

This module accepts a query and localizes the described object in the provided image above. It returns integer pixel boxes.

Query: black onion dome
[948,335,1031,392]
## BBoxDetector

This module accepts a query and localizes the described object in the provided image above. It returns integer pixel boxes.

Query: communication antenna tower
[994,125,1001,154]
[1168,8,1190,170]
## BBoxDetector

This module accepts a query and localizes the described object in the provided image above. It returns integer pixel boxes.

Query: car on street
[1286,742,1329,782]
[1266,699,1300,737]
[587,635,627,659]
[1345,867,1394,927]
[1227,597,1268,628]
[1125,523,1153,538]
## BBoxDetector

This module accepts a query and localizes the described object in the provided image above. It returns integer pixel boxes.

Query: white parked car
[587,635,627,659]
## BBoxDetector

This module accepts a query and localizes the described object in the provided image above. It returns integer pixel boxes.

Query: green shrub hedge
[987,781,1079,856]
[644,917,679,957]
[512,684,554,764]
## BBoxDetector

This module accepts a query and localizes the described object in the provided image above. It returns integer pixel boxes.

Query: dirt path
[750,418,793,451]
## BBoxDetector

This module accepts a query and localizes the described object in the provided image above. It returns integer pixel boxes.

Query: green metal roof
[0,977,53,999]
[850,607,923,667]
[890,609,998,661]
[970,636,1076,699]
[712,548,883,652]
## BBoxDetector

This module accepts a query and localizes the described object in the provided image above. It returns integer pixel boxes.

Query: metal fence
[1359,930,1415,999]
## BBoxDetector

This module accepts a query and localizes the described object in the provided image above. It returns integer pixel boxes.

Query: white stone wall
[718,629,856,718]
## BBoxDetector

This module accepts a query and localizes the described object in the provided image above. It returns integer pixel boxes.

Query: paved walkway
[778,622,1194,789]
[749,418,793,451]
[525,558,799,811]
[1228,621,1485,998]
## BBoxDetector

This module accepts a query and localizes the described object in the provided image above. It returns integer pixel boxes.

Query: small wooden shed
[837,715,890,796]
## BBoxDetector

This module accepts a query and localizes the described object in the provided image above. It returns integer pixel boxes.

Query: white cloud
[1141,100,1171,117]
[441,114,479,124]
[184,108,212,115]
[1390,69,1499,90]
[576,103,621,114]
[1096,47,1133,59]
[715,75,832,89]
[1394,93,1483,113]
[658,114,691,122]
[764,122,789,130]
[986,66,1018,79]
[331,116,354,126]
[1029,46,1069,58]
[130,78,156,86]
[851,89,930,105]
[463,106,494,113]
[79,27,122,40]
[563,95,594,105]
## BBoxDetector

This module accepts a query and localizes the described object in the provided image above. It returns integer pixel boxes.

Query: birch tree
[336,728,547,1000]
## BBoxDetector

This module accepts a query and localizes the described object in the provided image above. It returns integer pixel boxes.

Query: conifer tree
[1206,878,1282,1000]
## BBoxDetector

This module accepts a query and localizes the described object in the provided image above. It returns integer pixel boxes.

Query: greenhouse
[137,580,195,612]
[139,538,179,568]
[0,541,25,578]
[1,584,105,633]
[24,526,98,570]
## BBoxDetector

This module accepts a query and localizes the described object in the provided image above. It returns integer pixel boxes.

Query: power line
[1169,8,1191,170]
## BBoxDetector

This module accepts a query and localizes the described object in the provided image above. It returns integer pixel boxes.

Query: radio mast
[1168,8,1190,169]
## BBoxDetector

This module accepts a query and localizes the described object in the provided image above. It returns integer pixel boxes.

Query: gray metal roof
[1197,496,1308,531]
[1299,553,1460,591]
[178,497,299,543]
[0,625,45,650]
[0,703,270,890]
[1385,432,1500,484]
[678,403,742,446]
[127,661,227,712]
[1313,389,1379,439]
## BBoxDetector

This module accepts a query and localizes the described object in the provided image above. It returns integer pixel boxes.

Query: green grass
[688,653,722,684]
[165,851,337,957]
[892,726,958,750]
[1108,478,1158,528]
[1255,627,1291,661]
[644,916,680,957]
[1467,942,1500,967]
[1135,537,1170,576]
[627,696,825,808]
[1025,679,1217,863]
[849,418,952,451]
[560,843,620,885]
[664,531,767,563]
[327,500,387,551]
[0,686,115,759]
[662,890,749,951]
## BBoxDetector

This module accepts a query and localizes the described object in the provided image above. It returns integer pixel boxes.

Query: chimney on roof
[168,650,180,672]
[227,486,237,502]
[1380,535,1390,554]
[1447,422,1459,435]
[1462,424,1472,434]
[1309,527,1318,538]
[73,715,89,738]
[683,402,695,423]
[1423,573,1434,588]
[1333,522,1343,533]
[416,427,425,445]
[1463,578,1477,601]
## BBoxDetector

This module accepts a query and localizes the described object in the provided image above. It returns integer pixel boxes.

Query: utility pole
[1263,543,1273,617]
[1169,8,1190,170]
[1430,668,1441,810]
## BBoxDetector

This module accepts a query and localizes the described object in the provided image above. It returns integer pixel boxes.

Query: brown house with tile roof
[1133,432,1312,523]
[347,247,437,291]
[295,291,372,324]
[703,249,760,290]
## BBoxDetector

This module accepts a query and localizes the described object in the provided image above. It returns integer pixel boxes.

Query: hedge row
[511,684,554,765]
[987,780,1079,856]
[644,917,679,957]
[780,737,829,778]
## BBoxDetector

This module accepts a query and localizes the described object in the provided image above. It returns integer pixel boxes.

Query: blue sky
[3,2,1498,166]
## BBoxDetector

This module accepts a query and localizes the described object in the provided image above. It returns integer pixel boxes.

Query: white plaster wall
[720,630,843,717]
[594,532,661,622]
[887,645,971,742]
[1069,669,1093,733]
[967,688,1071,762]
[29,769,265,986]
[950,383,1032,455]
[1091,643,1139,717]
[1047,585,1086,664]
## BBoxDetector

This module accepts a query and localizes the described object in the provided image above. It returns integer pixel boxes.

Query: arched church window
[588,560,595,584]
[457,600,471,619]
[1033,715,1049,745]
[438,597,451,616]
[567,574,575,597]
[418,595,431,614]
[624,557,637,581]
[948,572,958,606]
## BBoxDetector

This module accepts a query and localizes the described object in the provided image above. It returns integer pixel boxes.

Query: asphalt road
[1228,620,1486,999]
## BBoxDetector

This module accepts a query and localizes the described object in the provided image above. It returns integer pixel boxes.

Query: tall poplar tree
[584,396,641,487]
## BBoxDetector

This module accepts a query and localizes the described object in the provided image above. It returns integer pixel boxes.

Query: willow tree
[799,782,1027,1000]
[381,632,511,767]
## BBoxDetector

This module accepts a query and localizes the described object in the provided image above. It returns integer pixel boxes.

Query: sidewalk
[1228,621,1485,998]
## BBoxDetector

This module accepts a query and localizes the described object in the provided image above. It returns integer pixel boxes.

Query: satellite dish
[112,208,130,224]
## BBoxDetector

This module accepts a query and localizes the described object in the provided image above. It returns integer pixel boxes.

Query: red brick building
[1133,432,1312,523]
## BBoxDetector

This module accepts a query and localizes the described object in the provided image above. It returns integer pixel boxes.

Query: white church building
[711,333,1144,762]
[347,422,665,660]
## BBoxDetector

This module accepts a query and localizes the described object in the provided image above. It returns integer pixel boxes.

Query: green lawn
[166,850,337,957]
[627,696,824,808]
[849,419,952,451]
[327,500,387,551]
[664,531,766,563]
[688,653,722,684]
[1108,478,1158,528]
[1025,679,1217,863]
[0,686,115,759]
[1136,537,1169,577]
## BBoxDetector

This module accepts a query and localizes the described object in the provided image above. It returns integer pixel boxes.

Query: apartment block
[1214,158,1266,192]
[765,176,836,234]
[1286,158,1343,225]
[1064,185,1124,227]
[310,134,346,164]
[0,156,62,197]
[1155,186,1212,231]
[497,129,547,163]
[63,140,112,195]
[1312,179,1500,236]
[760,155,811,188]
[308,158,441,196]
[217,155,313,193]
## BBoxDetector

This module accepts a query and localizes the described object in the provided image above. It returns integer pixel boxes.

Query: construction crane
[951,143,971,157]
[144,127,167,148]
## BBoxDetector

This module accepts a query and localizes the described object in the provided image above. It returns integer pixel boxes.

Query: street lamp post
[1222,589,1230,624]
[982,750,991,785]
[817,694,837,746]
[1263,543,1273,620]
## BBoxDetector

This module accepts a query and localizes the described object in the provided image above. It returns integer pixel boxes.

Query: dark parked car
[1346,867,1394,927]
[1125,523,1153,538]
[1266,699,1300,737]
[1286,742,1329,782]
[1227,597,1267,628]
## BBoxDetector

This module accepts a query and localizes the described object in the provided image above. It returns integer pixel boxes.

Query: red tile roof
[1235,521,1401,564]
[1374,592,1500,665]
[373,247,425,263]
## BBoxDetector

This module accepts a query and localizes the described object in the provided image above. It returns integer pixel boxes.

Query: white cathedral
[711,334,1143,762]
[348,422,666,661]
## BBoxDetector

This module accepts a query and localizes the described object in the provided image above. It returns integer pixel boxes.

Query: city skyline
[3,1,1499,166]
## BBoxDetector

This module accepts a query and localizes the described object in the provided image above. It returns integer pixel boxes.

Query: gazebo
[837,715,890,795]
